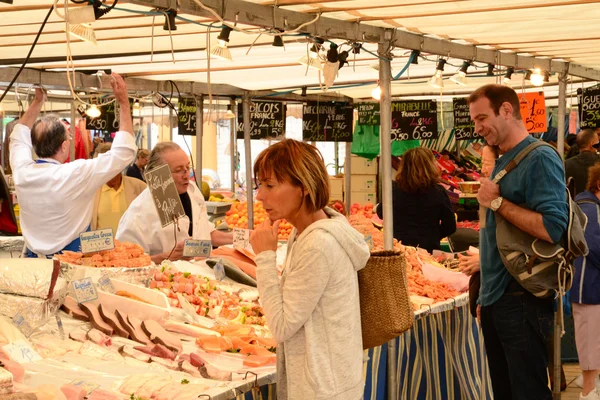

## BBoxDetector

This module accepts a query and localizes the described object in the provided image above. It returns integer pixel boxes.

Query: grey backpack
[493,141,589,301]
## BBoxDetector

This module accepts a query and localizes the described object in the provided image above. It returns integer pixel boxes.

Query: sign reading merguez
[580,88,600,129]
[237,101,285,139]
[145,164,186,228]
[390,100,438,141]
[302,102,353,142]
[178,97,197,136]
[453,98,477,140]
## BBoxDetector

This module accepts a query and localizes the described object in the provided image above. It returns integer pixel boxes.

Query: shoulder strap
[576,199,599,206]
[492,140,559,184]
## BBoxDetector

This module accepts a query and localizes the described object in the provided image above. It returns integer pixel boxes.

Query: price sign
[233,228,250,250]
[97,274,116,294]
[214,259,226,281]
[12,313,34,338]
[452,98,477,140]
[357,103,380,125]
[146,164,185,228]
[580,88,600,129]
[237,101,286,139]
[183,239,212,258]
[2,340,42,363]
[71,277,98,304]
[69,380,101,395]
[519,92,547,133]
[390,100,438,141]
[364,234,374,250]
[80,229,114,254]
[302,102,353,142]
[178,97,197,136]
[85,100,133,132]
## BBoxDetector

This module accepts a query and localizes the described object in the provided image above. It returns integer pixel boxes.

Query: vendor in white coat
[116,142,233,263]
[9,74,137,257]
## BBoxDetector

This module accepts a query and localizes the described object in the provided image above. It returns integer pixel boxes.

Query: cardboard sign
[80,229,114,254]
[214,259,226,281]
[2,340,42,363]
[71,277,98,304]
[302,102,353,142]
[519,92,547,133]
[183,239,212,258]
[579,88,600,129]
[453,98,477,140]
[178,97,197,136]
[390,100,438,141]
[233,228,250,250]
[146,164,186,228]
[237,101,286,139]
[97,274,116,294]
[357,103,380,126]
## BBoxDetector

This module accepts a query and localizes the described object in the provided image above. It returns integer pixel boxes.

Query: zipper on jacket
[580,258,587,303]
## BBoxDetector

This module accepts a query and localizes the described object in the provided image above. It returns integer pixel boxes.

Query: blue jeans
[480,280,553,400]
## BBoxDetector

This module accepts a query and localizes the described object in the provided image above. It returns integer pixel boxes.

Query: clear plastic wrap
[0,259,58,299]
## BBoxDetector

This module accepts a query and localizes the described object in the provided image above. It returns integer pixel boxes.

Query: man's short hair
[576,128,597,149]
[468,84,522,120]
[31,116,68,158]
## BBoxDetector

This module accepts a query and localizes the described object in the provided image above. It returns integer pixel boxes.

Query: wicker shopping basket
[359,250,414,349]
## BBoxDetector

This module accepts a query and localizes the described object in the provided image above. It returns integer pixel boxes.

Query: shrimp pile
[56,240,151,268]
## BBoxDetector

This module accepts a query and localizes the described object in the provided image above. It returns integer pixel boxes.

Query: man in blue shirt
[469,84,568,400]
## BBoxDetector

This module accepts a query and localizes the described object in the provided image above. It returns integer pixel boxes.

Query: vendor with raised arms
[116,142,233,263]
[9,74,137,258]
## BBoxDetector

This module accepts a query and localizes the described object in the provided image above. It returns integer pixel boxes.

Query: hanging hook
[243,371,259,388]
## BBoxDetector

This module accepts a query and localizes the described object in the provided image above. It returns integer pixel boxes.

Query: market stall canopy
[1,0,600,106]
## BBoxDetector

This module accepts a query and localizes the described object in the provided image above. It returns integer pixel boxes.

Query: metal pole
[243,92,254,229]
[70,103,76,161]
[0,109,5,171]
[557,74,567,160]
[334,142,339,175]
[195,95,204,183]
[345,143,351,213]
[230,98,236,193]
[168,106,174,142]
[379,41,397,400]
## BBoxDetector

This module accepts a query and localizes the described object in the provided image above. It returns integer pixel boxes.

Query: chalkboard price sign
[453,98,477,140]
[85,100,133,132]
[178,97,197,136]
[580,88,600,129]
[357,103,380,125]
[145,164,186,228]
[302,102,353,142]
[237,101,285,139]
[390,100,438,141]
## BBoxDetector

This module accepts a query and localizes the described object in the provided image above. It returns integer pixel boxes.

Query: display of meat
[141,320,181,354]
[98,305,129,338]
[0,367,13,394]
[55,241,151,268]
[61,297,88,321]
[114,311,151,345]
[133,344,176,361]
[162,320,220,338]
[68,331,87,343]
[78,303,113,336]
[135,375,173,399]
[86,329,112,347]
[85,388,123,400]
[118,345,151,363]
[60,384,86,400]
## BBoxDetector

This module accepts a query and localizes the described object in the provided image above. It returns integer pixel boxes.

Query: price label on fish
[69,380,100,395]
[214,258,226,281]
[183,239,212,258]
[11,313,34,338]
[79,228,115,254]
[71,277,98,304]
[364,234,374,250]
[233,228,250,250]
[3,340,42,363]
[97,274,116,294]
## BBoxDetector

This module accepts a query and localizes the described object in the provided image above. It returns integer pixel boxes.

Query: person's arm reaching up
[19,88,46,129]
[110,73,133,136]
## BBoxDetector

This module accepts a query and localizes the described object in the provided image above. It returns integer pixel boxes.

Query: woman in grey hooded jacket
[250,139,371,400]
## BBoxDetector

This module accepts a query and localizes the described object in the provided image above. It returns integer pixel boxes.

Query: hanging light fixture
[63,1,115,45]
[428,59,446,89]
[67,24,97,45]
[86,104,101,118]
[544,71,551,83]
[410,50,420,65]
[272,29,284,47]
[527,68,544,87]
[132,99,141,116]
[486,64,495,77]
[371,82,382,100]
[503,67,515,84]
[298,43,322,70]
[163,10,177,31]
[450,61,471,86]
[224,104,235,119]
[209,26,233,61]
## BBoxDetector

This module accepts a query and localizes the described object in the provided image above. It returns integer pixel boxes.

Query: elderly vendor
[10,74,137,258]
[116,142,233,263]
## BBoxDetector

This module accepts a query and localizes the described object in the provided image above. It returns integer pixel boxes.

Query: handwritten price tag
[97,274,116,294]
[214,259,226,281]
[80,229,115,254]
[233,228,250,250]
[2,340,42,363]
[364,235,374,250]
[69,380,100,395]
[71,277,98,304]
[519,92,547,133]
[183,239,212,258]
[12,313,34,338]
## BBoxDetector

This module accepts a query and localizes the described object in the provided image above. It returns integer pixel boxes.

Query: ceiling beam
[126,0,600,81]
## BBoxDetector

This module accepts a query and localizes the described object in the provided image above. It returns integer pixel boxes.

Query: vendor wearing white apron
[9,74,137,258]
[116,142,233,263]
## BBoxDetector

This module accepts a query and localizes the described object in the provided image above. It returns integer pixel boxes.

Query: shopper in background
[376,147,456,253]
[250,139,369,400]
[10,74,137,257]
[565,129,600,196]
[90,143,146,233]
[117,142,232,263]
[469,84,568,400]
[571,164,600,400]
[126,149,150,182]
